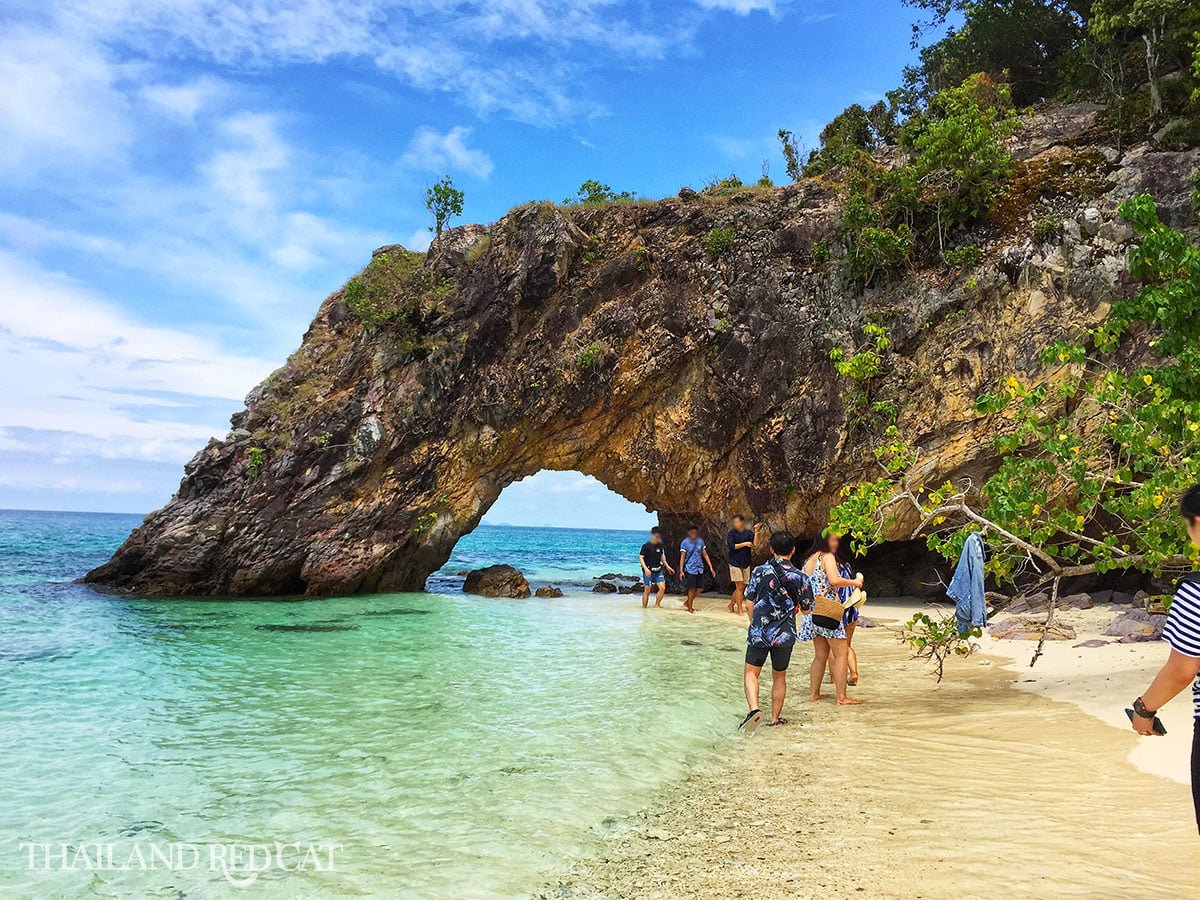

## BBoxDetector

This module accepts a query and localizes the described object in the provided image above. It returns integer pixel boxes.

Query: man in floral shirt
[739,531,810,731]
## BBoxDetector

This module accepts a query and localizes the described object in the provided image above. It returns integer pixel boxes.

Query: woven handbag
[810,591,845,631]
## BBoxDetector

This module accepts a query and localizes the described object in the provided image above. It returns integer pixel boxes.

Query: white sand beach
[549,591,1200,898]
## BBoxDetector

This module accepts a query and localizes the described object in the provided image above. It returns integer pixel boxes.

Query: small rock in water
[255,623,360,633]
[535,585,564,598]
[680,639,702,646]
[592,581,619,594]
[464,564,531,599]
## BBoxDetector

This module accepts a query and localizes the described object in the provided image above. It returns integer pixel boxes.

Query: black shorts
[1192,719,1200,833]
[684,572,706,590]
[745,644,793,671]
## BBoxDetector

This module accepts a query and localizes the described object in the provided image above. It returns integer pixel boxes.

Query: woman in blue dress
[799,532,864,705]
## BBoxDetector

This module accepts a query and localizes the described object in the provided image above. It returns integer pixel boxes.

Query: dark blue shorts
[745,644,793,671]
[642,570,666,586]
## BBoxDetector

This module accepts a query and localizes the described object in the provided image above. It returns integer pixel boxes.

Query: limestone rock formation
[85,106,1200,597]
[535,585,564,598]
[463,565,531,599]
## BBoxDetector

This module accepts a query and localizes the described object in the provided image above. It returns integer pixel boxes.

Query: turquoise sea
[0,511,742,897]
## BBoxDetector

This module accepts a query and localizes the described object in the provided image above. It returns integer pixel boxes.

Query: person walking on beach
[1129,485,1200,832]
[739,530,809,731]
[725,515,761,617]
[679,525,715,614]
[800,533,864,706]
[638,527,675,608]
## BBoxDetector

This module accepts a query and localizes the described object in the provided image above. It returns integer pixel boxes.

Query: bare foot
[809,694,826,702]
[836,697,864,706]
[654,601,662,608]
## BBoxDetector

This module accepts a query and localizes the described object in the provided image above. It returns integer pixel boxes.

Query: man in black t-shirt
[726,514,762,617]
[638,527,676,608]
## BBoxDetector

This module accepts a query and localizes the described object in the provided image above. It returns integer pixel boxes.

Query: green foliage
[778,129,804,182]
[412,511,439,534]
[424,176,464,236]
[811,237,831,262]
[703,226,737,256]
[832,72,1013,286]
[342,250,449,357]
[575,343,603,370]
[943,244,981,268]
[829,194,1200,589]
[903,0,1089,107]
[566,180,635,205]
[909,74,1016,244]
[903,609,983,681]
[846,224,913,285]
[830,323,894,429]
[246,446,266,479]
[1034,214,1062,243]
[701,174,746,195]
[803,102,897,177]
[632,245,651,271]
[313,432,332,449]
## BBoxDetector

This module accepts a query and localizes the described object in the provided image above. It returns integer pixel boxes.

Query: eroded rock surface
[85,108,1200,597]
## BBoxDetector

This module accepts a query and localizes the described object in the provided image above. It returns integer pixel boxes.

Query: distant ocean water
[431,523,646,591]
[0,510,739,897]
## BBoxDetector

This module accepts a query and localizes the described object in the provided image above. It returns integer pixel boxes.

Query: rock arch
[87,122,1170,597]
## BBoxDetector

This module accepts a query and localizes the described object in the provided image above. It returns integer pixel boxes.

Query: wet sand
[545,595,1199,898]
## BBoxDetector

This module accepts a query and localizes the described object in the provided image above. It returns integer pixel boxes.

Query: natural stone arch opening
[83,143,1138,599]
[427,470,655,590]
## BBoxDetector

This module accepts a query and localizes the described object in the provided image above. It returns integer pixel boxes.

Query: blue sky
[0,0,921,527]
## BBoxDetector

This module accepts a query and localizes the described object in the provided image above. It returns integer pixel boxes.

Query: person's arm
[702,546,715,577]
[1134,650,1200,734]
[823,554,861,589]
[665,552,676,576]
[678,550,687,574]
[1132,580,1200,734]
[639,552,650,576]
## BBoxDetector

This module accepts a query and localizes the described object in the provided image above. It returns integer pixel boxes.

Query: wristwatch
[1133,696,1158,719]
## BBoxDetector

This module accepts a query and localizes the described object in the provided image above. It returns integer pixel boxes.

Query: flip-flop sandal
[738,709,763,735]
[765,718,788,727]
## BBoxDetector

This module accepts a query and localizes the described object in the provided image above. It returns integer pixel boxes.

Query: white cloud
[140,75,226,121]
[0,27,131,173]
[0,251,274,450]
[405,228,434,253]
[400,126,494,178]
[695,0,781,15]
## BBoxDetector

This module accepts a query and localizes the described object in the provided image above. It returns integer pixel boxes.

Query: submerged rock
[463,565,531,599]
[592,581,619,594]
[535,585,564,598]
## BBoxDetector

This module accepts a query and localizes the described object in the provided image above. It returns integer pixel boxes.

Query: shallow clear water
[0,510,742,897]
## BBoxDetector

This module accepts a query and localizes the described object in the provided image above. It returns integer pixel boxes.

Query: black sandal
[766,717,788,726]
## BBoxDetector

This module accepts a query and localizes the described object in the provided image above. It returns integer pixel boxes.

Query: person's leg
[1192,719,1200,834]
[744,663,762,712]
[845,622,859,684]
[809,637,830,701]
[641,582,651,608]
[770,669,788,722]
[829,638,862,705]
[768,645,792,723]
[655,579,666,607]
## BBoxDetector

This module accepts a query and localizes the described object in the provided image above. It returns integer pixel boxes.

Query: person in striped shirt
[1130,485,1200,832]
